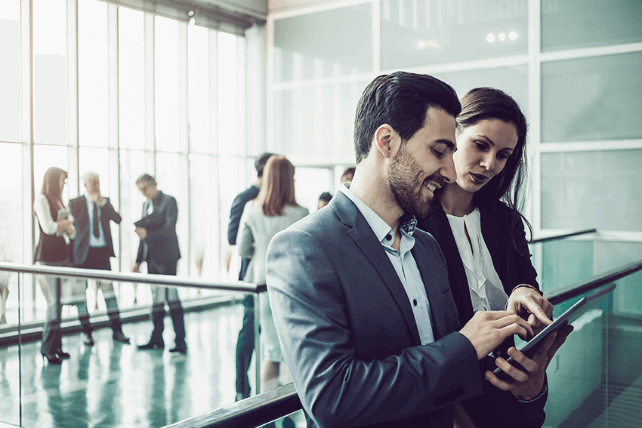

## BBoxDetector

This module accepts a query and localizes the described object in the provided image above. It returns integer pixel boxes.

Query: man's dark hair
[135,173,156,186]
[318,192,332,203]
[255,153,275,178]
[353,71,461,163]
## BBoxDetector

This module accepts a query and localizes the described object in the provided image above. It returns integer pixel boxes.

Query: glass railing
[170,259,642,428]
[0,262,265,428]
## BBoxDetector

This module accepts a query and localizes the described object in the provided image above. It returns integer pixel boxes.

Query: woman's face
[59,176,66,191]
[453,118,518,193]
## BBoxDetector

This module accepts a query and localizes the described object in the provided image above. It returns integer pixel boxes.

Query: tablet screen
[491,282,616,381]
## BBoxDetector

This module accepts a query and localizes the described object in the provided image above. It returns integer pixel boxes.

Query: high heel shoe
[55,349,70,359]
[41,352,63,365]
[84,332,94,347]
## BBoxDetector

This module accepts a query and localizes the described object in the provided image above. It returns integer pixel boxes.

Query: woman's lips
[470,172,488,184]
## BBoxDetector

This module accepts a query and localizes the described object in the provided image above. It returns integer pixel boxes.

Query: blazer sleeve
[227,192,248,245]
[237,208,255,259]
[145,197,178,244]
[512,216,539,290]
[102,198,122,224]
[266,228,482,428]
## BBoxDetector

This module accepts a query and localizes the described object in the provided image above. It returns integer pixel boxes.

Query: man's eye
[431,149,444,158]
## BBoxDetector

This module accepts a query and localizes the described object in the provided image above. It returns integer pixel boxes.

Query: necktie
[93,202,100,238]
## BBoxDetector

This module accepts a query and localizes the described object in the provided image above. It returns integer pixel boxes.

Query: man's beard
[387,145,439,218]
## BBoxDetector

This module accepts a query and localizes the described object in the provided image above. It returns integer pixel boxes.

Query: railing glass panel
[0,264,262,428]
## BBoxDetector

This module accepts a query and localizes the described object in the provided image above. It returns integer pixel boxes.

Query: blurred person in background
[33,167,75,364]
[133,174,186,354]
[340,166,356,184]
[237,156,309,393]
[317,192,332,210]
[69,171,130,345]
[225,152,274,401]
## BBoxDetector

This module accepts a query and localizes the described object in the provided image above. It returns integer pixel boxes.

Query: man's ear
[374,124,399,159]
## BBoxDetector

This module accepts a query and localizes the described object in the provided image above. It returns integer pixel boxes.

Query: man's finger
[523,299,553,326]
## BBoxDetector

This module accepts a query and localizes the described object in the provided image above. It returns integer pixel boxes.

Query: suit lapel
[332,192,422,346]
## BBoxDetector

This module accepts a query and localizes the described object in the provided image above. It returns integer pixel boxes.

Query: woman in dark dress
[417,88,572,428]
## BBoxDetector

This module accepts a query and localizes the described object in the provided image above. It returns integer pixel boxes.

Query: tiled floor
[0,303,257,428]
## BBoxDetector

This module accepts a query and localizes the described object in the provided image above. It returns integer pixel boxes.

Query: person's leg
[235,295,255,399]
[101,280,130,343]
[137,285,165,348]
[260,361,280,393]
[41,275,62,363]
[75,290,94,346]
[167,286,186,352]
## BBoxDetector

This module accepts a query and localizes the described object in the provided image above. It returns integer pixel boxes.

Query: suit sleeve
[512,217,539,290]
[102,198,122,224]
[145,197,178,244]
[227,193,247,245]
[266,229,482,428]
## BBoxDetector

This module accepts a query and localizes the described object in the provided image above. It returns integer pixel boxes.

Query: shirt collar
[338,184,417,243]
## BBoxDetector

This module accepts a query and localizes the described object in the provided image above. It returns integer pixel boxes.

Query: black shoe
[169,344,187,354]
[137,340,164,350]
[112,331,131,344]
[84,333,94,347]
[55,349,70,359]
[41,352,63,365]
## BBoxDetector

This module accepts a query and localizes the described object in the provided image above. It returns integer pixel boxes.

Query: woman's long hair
[456,87,532,244]
[257,156,298,217]
[41,167,67,211]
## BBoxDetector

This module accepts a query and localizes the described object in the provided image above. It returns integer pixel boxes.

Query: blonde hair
[256,156,298,217]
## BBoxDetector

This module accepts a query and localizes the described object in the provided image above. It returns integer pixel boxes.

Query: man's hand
[88,191,105,205]
[132,262,140,273]
[460,311,534,360]
[135,227,148,239]
[507,287,553,334]
[485,324,573,400]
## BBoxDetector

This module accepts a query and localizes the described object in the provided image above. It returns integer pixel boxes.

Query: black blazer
[69,196,121,266]
[135,191,181,267]
[417,201,545,428]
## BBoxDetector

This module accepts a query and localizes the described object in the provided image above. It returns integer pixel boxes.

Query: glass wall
[269,0,642,257]
[0,0,253,334]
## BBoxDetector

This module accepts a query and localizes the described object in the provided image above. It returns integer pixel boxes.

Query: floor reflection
[0,304,248,428]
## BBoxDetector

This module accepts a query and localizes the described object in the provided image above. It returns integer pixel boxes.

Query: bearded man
[266,72,535,428]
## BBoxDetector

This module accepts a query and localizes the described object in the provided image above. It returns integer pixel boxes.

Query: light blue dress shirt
[85,194,107,248]
[338,185,435,345]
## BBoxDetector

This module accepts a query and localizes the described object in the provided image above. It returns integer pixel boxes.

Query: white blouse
[446,208,508,312]
[34,193,75,244]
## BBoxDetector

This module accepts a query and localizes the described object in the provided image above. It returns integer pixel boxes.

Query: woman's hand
[485,324,573,400]
[507,286,553,335]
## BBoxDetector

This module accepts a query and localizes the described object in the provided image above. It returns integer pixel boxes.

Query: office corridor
[0,303,251,428]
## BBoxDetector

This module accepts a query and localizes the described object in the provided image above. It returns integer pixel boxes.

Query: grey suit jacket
[135,191,181,268]
[266,191,483,428]
[69,196,121,266]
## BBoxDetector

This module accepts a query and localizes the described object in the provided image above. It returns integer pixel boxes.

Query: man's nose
[441,153,457,184]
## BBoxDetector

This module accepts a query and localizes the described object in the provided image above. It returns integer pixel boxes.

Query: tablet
[491,282,616,382]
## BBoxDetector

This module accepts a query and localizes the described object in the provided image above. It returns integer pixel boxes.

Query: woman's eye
[498,152,511,160]
[474,141,487,151]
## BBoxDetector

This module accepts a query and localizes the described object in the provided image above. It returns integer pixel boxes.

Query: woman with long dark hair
[417,88,572,428]
[237,155,309,393]
[34,167,75,364]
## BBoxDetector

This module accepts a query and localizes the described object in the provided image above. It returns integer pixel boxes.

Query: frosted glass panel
[119,7,145,150]
[541,150,642,232]
[155,17,181,152]
[433,65,528,117]
[274,4,372,82]
[0,143,23,264]
[188,25,211,154]
[542,0,642,51]
[273,80,368,157]
[381,0,527,70]
[0,0,21,143]
[294,167,332,214]
[541,52,642,142]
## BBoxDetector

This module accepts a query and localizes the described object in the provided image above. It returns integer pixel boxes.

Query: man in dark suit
[69,172,130,345]
[225,152,274,401]
[133,174,186,354]
[266,72,535,427]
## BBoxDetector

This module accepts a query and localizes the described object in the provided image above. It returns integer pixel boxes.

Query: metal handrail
[529,228,597,244]
[0,262,264,294]
[170,258,642,428]
[545,259,642,305]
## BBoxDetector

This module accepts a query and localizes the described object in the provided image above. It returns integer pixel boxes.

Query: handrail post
[254,292,261,396]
